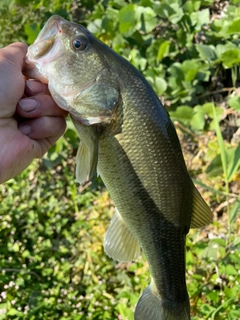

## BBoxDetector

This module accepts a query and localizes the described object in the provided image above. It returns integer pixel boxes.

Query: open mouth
[25,16,67,75]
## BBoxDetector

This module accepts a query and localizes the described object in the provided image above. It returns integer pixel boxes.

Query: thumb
[0,42,28,116]
[1,42,28,70]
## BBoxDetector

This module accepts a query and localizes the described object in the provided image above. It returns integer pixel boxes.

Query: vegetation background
[0,0,239,319]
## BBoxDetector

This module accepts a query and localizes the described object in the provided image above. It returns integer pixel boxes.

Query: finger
[19,116,66,141]
[1,42,28,70]
[17,95,68,118]
[25,80,50,96]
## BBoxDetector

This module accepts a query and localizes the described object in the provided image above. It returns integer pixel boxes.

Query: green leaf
[221,49,240,68]
[8,308,23,316]
[196,44,217,61]
[230,199,240,224]
[24,23,41,44]
[228,96,240,111]
[118,4,136,35]
[135,6,157,33]
[227,145,240,182]
[169,106,194,125]
[215,43,238,57]
[227,18,240,34]
[129,48,147,71]
[202,103,223,119]
[191,106,205,131]
[155,77,167,95]
[156,3,183,24]
[191,8,210,30]
[181,60,201,81]
[206,154,223,177]
[183,1,201,13]
[157,40,171,61]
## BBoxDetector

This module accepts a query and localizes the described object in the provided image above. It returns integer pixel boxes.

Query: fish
[25,15,213,320]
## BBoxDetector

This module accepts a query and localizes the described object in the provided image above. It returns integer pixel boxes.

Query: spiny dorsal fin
[104,208,141,262]
[190,186,213,228]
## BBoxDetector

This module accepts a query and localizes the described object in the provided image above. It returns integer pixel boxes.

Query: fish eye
[72,36,88,51]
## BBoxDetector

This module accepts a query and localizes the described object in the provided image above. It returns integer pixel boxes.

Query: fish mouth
[24,16,68,81]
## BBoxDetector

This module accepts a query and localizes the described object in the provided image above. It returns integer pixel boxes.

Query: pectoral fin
[71,117,98,186]
[75,140,98,186]
[190,187,213,228]
[104,208,141,262]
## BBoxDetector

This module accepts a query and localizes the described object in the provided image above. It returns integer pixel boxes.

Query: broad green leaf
[168,3,184,24]
[183,1,201,13]
[181,60,201,81]
[155,77,167,95]
[7,308,23,316]
[87,19,102,34]
[156,3,183,24]
[118,4,136,35]
[191,8,210,30]
[196,44,217,61]
[202,103,223,119]
[135,6,157,33]
[191,106,205,131]
[227,18,240,34]
[215,43,238,57]
[168,63,185,82]
[220,264,238,276]
[228,95,240,111]
[157,40,171,61]
[156,3,176,18]
[169,106,194,125]
[220,49,240,68]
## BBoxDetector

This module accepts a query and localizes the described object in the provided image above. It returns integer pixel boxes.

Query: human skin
[0,42,68,184]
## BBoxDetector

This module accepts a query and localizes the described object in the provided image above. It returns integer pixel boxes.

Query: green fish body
[25,15,212,319]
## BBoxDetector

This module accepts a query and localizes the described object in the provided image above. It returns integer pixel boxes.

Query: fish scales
[97,57,191,316]
[24,15,212,319]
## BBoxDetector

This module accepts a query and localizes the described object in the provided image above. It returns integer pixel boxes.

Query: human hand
[0,42,68,184]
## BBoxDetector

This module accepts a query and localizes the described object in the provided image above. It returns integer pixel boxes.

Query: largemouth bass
[25,15,212,320]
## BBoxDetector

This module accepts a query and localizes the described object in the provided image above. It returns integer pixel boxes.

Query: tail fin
[134,284,190,320]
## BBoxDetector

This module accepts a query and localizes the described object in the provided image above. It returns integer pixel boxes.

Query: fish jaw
[25,16,67,83]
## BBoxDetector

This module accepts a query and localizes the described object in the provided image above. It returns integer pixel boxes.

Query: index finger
[25,80,50,96]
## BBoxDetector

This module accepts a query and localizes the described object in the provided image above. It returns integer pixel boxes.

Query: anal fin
[104,208,141,262]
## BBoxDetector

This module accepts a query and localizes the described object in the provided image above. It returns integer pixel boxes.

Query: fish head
[25,15,119,125]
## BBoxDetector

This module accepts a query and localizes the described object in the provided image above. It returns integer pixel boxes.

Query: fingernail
[19,124,31,135]
[26,80,45,94]
[19,98,38,112]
